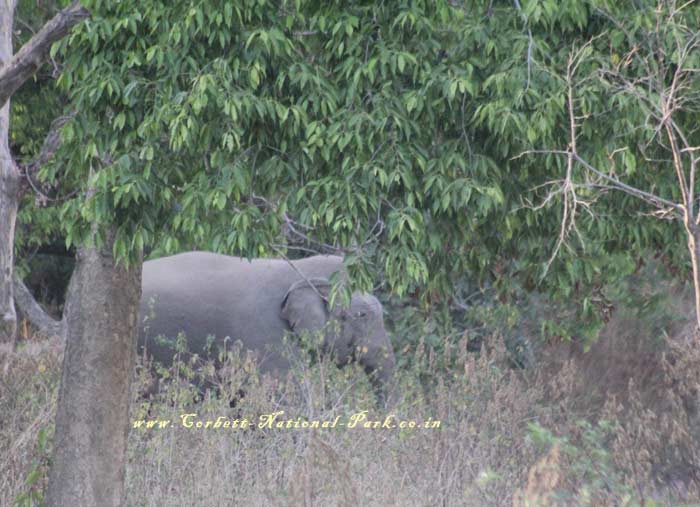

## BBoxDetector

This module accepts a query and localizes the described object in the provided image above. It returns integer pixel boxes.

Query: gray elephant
[137,251,395,402]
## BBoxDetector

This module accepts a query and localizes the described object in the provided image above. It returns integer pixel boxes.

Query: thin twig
[512,0,534,90]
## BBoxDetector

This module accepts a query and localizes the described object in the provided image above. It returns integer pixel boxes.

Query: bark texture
[687,226,700,332]
[0,0,88,109]
[46,234,142,506]
[0,163,19,342]
[0,0,19,342]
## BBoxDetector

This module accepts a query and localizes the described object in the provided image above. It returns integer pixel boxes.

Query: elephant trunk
[357,330,395,405]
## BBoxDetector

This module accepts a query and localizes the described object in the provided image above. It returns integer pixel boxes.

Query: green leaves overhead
[51,0,498,293]
[40,0,697,310]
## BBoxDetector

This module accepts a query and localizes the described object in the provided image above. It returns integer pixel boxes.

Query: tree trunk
[46,231,142,506]
[0,160,20,343]
[687,227,700,337]
[0,0,19,343]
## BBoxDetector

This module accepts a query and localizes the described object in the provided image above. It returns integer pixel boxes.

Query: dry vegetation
[2,291,700,506]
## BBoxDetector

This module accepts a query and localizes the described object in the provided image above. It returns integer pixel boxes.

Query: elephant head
[280,277,395,402]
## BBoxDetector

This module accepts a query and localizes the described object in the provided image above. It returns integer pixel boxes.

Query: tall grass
[1,323,699,506]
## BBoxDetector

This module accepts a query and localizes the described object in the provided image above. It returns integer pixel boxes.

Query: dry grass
[0,336,61,505]
[2,309,700,506]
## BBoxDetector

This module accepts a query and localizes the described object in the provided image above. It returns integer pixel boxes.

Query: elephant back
[138,252,345,374]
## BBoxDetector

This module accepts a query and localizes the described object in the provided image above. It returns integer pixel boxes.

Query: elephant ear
[280,278,331,333]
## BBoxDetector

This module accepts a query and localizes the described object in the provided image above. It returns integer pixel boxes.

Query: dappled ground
[2,297,700,506]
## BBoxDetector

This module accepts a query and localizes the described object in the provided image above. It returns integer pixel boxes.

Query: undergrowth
[1,299,699,506]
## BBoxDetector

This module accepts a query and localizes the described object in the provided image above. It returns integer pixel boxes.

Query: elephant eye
[356,311,367,318]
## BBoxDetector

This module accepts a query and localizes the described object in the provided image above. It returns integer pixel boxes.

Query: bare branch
[19,112,78,202]
[24,113,73,172]
[571,152,683,212]
[0,1,89,109]
[13,276,64,338]
[281,211,343,255]
[270,243,323,256]
[662,108,690,216]
[516,147,682,212]
[271,245,331,303]
[292,31,319,37]
[668,117,700,219]
[512,0,534,90]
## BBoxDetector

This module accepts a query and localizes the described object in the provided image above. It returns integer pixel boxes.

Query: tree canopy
[11,0,698,338]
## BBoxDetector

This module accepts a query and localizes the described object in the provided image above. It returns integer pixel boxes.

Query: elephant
[137,251,395,402]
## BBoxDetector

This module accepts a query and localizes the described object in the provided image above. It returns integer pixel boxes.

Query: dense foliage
[12,0,700,341]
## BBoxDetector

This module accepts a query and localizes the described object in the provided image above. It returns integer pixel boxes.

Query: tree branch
[0,1,89,109]
[13,276,64,338]
[24,112,74,174]
[515,149,683,213]
[571,152,683,213]
[21,112,78,203]
[512,0,535,90]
